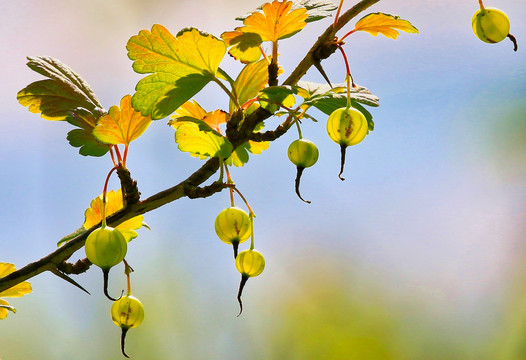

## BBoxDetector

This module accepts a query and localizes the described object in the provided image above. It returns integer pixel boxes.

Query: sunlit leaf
[259,86,296,112]
[291,0,338,22]
[221,30,263,64]
[127,26,226,119]
[169,100,208,125]
[17,56,103,120]
[352,12,419,39]
[17,56,109,157]
[296,81,377,131]
[0,263,32,319]
[226,139,270,167]
[175,122,233,159]
[237,0,335,23]
[231,59,269,113]
[83,189,145,242]
[93,95,152,145]
[242,0,308,42]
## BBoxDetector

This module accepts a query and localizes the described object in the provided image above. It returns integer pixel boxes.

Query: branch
[283,0,381,87]
[0,0,381,294]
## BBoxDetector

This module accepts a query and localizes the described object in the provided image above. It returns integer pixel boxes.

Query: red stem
[336,44,355,87]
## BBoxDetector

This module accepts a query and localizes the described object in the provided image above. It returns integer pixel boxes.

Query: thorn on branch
[50,268,90,295]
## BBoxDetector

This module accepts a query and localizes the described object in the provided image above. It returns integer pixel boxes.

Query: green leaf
[175,122,233,159]
[17,56,104,120]
[296,81,378,131]
[57,227,85,247]
[258,86,297,112]
[292,0,339,23]
[231,59,269,113]
[127,26,227,120]
[17,56,110,157]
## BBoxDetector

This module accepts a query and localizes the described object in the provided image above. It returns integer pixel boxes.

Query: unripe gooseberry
[287,138,319,204]
[111,295,144,358]
[215,207,251,258]
[85,227,127,269]
[472,7,517,51]
[326,107,368,181]
[85,226,127,301]
[235,249,265,316]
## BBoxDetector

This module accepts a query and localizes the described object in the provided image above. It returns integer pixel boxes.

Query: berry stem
[333,0,345,30]
[478,0,484,10]
[123,259,133,297]
[224,165,235,207]
[249,214,255,251]
[294,118,303,139]
[336,44,354,108]
[101,165,120,228]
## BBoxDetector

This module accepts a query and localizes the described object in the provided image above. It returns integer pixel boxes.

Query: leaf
[17,56,103,120]
[296,81,377,131]
[175,122,233,160]
[241,0,308,42]
[83,189,146,242]
[0,299,16,319]
[17,56,110,157]
[221,30,263,64]
[231,59,269,113]
[169,100,208,125]
[93,95,152,145]
[258,86,297,112]
[0,263,32,298]
[353,12,419,39]
[226,140,270,167]
[127,26,227,120]
[291,0,339,23]
[237,0,336,23]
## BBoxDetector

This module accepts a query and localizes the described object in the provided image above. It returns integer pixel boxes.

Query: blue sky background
[1,0,526,359]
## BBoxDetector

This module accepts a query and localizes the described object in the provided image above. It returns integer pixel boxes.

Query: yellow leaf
[0,263,32,319]
[93,95,152,145]
[353,13,419,39]
[83,189,145,242]
[241,0,308,42]
[175,122,233,159]
[230,59,269,113]
[221,29,263,64]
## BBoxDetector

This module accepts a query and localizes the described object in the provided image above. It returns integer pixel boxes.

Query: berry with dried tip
[235,249,265,316]
[287,138,319,203]
[472,7,517,51]
[111,295,145,358]
[85,226,127,300]
[326,107,368,180]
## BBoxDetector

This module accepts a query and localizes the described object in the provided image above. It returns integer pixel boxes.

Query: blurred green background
[1,0,526,359]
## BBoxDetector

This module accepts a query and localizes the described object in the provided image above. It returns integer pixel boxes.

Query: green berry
[235,249,265,278]
[287,139,319,168]
[287,139,319,204]
[472,7,510,44]
[215,207,251,258]
[85,227,127,270]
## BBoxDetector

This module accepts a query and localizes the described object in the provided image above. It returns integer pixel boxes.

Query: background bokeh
[1,0,526,359]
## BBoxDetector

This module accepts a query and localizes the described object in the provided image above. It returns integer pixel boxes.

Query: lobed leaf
[237,0,336,23]
[0,263,32,316]
[221,30,263,64]
[231,59,269,113]
[258,86,297,113]
[93,95,152,145]
[127,26,227,120]
[17,56,109,156]
[175,122,233,160]
[353,12,419,39]
[241,0,308,42]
